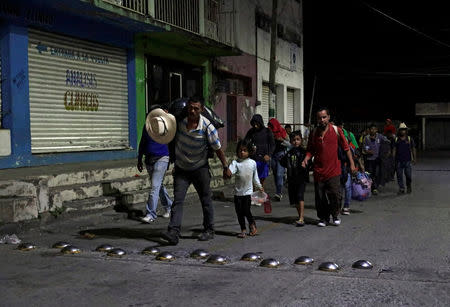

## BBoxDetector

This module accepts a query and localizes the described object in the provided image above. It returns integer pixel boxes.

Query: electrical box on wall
[0,129,11,156]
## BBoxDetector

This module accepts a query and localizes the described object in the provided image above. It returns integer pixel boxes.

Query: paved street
[1,152,450,306]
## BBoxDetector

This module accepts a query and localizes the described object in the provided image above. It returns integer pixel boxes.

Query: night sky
[303,0,450,123]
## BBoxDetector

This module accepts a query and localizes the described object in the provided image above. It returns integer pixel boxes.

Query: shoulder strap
[332,125,338,136]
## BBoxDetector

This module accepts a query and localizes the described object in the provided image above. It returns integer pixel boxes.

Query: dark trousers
[365,158,380,190]
[168,165,214,234]
[234,195,255,230]
[314,175,341,222]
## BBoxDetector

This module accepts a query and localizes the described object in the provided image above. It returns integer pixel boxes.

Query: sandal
[237,231,246,238]
[249,224,258,236]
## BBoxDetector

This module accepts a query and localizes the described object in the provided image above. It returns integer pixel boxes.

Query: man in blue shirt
[393,123,416,194]
[161,97,229,245]
[137,106,173,223]
[363,124,389,195]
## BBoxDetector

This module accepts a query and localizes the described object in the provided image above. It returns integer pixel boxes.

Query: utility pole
[268,0,278,118]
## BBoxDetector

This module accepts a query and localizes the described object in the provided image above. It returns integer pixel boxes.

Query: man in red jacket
[302,107,356,227]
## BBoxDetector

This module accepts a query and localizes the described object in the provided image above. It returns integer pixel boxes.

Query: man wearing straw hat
[161,96,229,245]
[393,122,416,194]
[137,105,175,223]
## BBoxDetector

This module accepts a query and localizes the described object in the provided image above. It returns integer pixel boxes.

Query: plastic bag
[251,191,268,204]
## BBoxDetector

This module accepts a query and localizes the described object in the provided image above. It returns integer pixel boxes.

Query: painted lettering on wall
[64,91,99,111]
[35,43,110,65]
[66,70,97,88]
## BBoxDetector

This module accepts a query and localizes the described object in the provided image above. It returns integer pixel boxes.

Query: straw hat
[398,122,408,129]
[145,108,177,144]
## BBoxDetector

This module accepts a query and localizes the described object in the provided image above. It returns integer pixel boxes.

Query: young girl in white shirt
[226,139,263,238]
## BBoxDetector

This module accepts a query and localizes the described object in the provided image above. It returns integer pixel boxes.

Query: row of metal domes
[17,242,373,271]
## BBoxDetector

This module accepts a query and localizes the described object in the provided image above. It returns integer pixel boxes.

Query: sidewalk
[0,174,312,242]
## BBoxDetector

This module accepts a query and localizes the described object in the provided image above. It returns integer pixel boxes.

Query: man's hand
[263,155,270,162]
[223,168,231,179]
[412,159,416,165]
[301,159,308,168]
[259,186,264,192]
[350,164,357,174]
[137,160,143,172]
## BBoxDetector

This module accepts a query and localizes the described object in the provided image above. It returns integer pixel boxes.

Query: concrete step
[49,182,104,208]
[0,180,37,197]
[63,196,117,212]
[45,166,139,188]
[120,185,200,206]
[0,196,38,223]
[103,175,150,195]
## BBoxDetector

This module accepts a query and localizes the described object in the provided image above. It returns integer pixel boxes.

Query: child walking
[227,139,263,238]
[280,131,308,226]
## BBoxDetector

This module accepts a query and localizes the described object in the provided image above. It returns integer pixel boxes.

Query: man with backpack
[363,124,390,195]
[302,108,356,227]
[161,96,229,245]
[393,122,416,194]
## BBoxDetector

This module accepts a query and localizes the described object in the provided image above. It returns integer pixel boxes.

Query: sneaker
[162,210,170,218]
[198,230,215,241]
[295,219,305,227]
[161,230,179,245]
[397,189,405,195]
[372,189,379,195]
[273,194,282,201]
[330,218,341,226]
[140,215,155,223]
[342,208,350,215]
[317,220,327,227]
[407,186,412,194]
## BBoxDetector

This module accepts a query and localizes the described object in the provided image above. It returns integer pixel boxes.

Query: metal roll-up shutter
[28,29,129,153]
[286,88,294,124]
[261,83,270,126]
[426,118,450,149]
[0,55,2,127]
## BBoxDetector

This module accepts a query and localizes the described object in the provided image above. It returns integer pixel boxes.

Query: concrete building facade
[213,0,304,150]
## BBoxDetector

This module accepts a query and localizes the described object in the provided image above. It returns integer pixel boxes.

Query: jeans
[168,165,214,235]
[396,161,412,190]
[314,175,342,222]
[271,151,286,195]
[342,173,352,208]
[145,158,172,219]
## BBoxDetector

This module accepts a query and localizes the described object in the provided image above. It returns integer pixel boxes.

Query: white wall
[256,26,304,125]
[228,0,304,126]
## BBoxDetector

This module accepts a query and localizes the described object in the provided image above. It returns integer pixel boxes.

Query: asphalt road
[1,152,449,306]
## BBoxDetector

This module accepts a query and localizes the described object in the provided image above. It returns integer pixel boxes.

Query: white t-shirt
[229,158,262,196]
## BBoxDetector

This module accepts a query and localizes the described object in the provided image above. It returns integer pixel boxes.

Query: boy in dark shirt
[393,123,416,194]
[280,131,308,226]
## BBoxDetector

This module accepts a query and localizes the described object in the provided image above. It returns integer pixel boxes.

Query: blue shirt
[395,136,415,162]
[364,133,387,160]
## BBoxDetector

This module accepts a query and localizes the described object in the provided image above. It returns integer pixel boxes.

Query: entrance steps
[0,157,233,224]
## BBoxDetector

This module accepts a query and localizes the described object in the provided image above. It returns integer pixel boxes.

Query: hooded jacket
[245,114,275,162]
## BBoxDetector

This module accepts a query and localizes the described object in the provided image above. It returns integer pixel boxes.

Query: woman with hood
[245,114,275,188]
[268,118,289,201]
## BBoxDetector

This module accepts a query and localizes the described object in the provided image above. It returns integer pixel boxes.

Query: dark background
[303,0,450,124]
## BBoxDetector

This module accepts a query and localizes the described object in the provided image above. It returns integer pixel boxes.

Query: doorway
[146,56,203,110]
